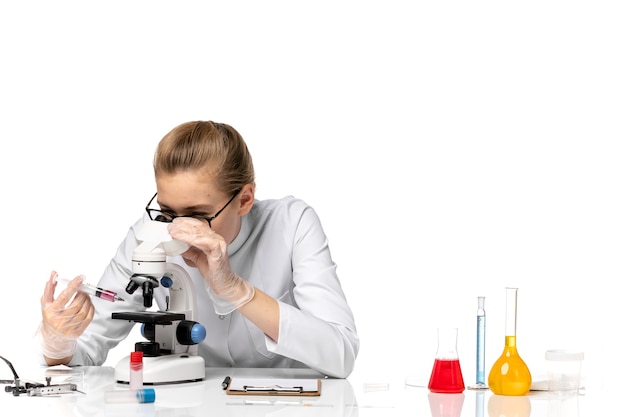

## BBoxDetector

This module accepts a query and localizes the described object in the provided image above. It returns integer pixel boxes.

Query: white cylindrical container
[545,350,584,393]
[105,388,155,404]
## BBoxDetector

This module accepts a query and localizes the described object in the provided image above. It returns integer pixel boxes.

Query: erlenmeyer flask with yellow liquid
[488,287,532,396]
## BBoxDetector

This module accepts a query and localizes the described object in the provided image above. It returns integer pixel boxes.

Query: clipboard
[225,377,321,396]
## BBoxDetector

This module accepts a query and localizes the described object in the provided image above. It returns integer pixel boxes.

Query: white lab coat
[66,196,359,378]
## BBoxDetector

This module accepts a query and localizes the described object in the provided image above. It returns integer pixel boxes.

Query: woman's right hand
[167,217,255,314]
[38,271,95,365]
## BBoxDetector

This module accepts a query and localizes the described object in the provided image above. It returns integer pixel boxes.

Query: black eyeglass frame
[145,189,241,228]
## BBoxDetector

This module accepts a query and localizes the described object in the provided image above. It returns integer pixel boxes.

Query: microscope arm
[162,262,197,321]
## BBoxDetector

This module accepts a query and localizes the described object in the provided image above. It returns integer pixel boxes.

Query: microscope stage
[112,311,186,323]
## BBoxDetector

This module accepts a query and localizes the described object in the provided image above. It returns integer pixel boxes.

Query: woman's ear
[237,183,255,216]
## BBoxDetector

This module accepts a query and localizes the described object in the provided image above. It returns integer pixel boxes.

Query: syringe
[55,277,125,302]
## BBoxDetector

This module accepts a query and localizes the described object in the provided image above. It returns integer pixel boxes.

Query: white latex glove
[37,271,95,360]
[167,217,254,315]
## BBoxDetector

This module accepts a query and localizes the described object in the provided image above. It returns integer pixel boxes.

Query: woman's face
[154,171,245,244]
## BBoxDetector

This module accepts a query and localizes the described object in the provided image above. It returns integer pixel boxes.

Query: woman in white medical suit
[37,120,359,378]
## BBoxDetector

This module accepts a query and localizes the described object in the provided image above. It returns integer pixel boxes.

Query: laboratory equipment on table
[129,351,143,390]
[55,276,124,302]
[428,327,465,393]
[488,287,532,396]
[2,355,83,396]
[545,349,584,393]
[468,296,488,390]
[105,388,156,404]
[112,221,206,385]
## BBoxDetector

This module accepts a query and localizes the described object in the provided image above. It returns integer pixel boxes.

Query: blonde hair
[153,120,255,195]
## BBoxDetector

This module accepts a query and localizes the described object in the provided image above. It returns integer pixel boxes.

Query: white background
[1,1,624,393]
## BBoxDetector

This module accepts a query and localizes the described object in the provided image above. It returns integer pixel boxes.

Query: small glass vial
[129,351,144,390]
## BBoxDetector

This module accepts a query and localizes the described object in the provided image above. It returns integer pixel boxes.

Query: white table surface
[0,365,614,416]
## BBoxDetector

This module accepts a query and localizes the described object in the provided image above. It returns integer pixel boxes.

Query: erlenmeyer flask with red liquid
[428,327,465,393]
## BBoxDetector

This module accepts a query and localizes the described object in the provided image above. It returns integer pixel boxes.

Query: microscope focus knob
[176,320,206,345]
[135,341,160,357]
[141,323,156,341]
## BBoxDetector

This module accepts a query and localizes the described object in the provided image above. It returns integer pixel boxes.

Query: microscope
[112,221,206,384]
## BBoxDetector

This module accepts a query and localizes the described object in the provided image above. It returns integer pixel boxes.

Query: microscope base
[115,354,205,385]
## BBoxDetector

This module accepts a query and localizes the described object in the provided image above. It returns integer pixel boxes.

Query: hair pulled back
[154,121,255,195]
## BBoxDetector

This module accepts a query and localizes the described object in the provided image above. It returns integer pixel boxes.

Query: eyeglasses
[145,190,241,228]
